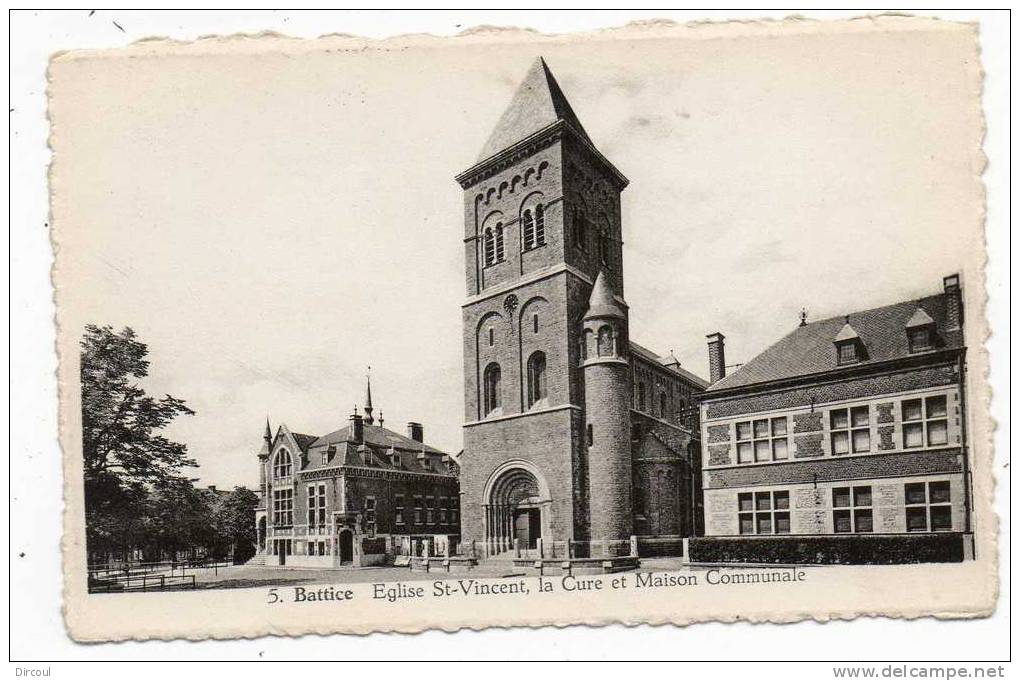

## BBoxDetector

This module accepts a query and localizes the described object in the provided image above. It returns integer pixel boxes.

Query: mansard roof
[707,291,964,392]
[477,57,593,163]
[311,422,445,455]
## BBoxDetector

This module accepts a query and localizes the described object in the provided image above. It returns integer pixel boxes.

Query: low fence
[688,533,967,565]
[461,537,680,560]
[88,573,197,593]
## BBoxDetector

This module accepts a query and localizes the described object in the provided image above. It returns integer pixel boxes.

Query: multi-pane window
[364,497,376,536]
[903,396,949,448]
[833,486,873,533]
[523,206,546,250]
[272,488,293,527]
[836,341,859,365]
[494,223,505,262]
[273,449,292,478]
[738,491,790,535]
[908,327,932,352]
[905,481,953,532]
[394,494,405,526]
[483,228,495,266]
[534,205,545,246]
[831,406,870,455]
[439,497,448,524]
[736,417,789,464]
[307,483,326,529]
[450,496,459,525]
[320,451,329,466]
[426,496,435,525]
[413,496,423,525]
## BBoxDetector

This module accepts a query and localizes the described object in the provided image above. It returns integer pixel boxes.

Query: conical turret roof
[585,270,625,320]
[477,57,593,162]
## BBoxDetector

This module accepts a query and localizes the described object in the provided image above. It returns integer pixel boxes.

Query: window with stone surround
[450,496,459,525]
[426,496,435,525]
[272,488,293,527]
[527,351,547,408]
[833,485,873,533]
[394,494,405,526]
[830,406,870,455]
[413,496,423,525]
[273,449,292,479]
[364,497,376,536]
[439,496,448,524]
[905,481,952,532]
[908,327,932,353]
[903,396,949,448]
[736,417,788,464]
[738,490,790,535]
[307,483,327,530]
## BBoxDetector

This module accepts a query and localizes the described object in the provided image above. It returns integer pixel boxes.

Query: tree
[80,325,196,563]
[81,325,196,488]
[211,487,260,563]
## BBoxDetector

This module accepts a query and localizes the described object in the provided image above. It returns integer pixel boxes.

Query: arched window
[599,228,610,265]
[535,205,546,246]
[273,449,292,478]
[527,352,548,408]
[573,206,587,250]
[483,228,495,266]
[483,363,502,416]
[659,392,668,419]
[597,325,614,357]
[494,223,505,262]
[522,210,535,250]
[638,382,647,411]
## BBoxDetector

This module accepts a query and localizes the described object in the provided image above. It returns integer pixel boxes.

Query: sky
[49,19,984,489]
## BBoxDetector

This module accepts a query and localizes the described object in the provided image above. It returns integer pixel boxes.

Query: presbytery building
[253,379,460,568]
[698,275,972,552]
[455,58,707,559]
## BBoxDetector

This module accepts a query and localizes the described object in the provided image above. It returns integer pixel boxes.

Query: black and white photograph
[9,8,1010,672]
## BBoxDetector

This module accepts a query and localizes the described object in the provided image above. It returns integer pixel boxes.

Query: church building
[455,58,707,559]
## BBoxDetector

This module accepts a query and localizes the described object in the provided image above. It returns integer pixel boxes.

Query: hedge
[689,533,965,565]
[636,537,685,558]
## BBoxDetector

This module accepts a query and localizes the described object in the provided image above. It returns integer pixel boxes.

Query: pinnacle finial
[264,417,272,442]
[364,365,375,425]
[799,308,808,327]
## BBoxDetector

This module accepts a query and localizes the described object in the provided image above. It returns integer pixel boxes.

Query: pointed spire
[363,366,374,425]
[584,270,625,320]
[477,57,593,162]
[264,418,272,443]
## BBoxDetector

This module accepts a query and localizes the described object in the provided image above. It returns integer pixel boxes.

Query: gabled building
[253,378,460,567]
[698,275,972,555]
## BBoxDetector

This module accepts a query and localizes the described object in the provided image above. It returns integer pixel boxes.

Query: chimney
[407,422,423,443]
[349,412,364,444]
[943,274,962,330]
[707,332,727,384]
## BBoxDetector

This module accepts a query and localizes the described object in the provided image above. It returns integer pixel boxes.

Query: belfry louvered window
[523,209,536,250]
[483,228,495,266]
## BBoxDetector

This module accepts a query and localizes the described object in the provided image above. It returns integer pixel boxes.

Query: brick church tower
[455,58,631,557]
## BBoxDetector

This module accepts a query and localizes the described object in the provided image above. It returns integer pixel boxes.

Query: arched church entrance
[483,461,551,556]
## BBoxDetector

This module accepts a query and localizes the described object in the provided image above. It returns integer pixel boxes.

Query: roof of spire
[476,57,593,162]
[585,270,625,320]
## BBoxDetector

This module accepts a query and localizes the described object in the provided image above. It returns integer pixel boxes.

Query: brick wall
[705,449,962,488]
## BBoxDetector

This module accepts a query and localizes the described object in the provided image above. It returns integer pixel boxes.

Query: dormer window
[833,318,864,366]
[905,307,936,353]
[908,327,931,352]
[836,341,860,365]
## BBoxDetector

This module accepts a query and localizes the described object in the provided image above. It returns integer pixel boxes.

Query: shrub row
[688,533,965,565]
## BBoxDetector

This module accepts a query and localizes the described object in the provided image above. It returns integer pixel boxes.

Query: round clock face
[503,294,519,315]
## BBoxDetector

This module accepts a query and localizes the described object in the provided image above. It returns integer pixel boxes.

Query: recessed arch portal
[482,460,552,556]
